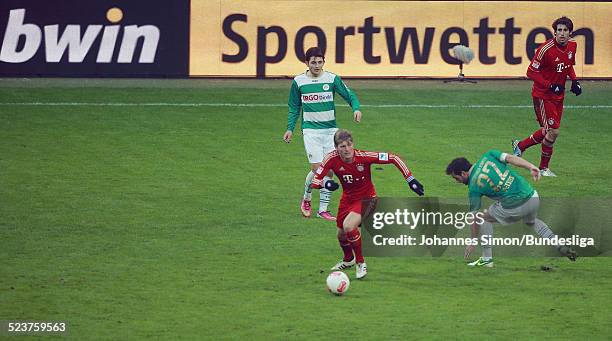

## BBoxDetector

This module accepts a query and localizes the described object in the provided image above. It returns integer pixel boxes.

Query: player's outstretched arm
[311,158,337,191]
[464,222,479,259]
[505,155,541,181]
[309,179,339,192]
[365,151,424,196]
[388,153,424,196]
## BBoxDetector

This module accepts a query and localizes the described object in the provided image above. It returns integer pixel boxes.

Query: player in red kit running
[512,16,582,177]
[310,130,424,279]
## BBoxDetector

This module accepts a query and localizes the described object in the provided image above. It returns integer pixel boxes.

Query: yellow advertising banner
[190,1,611,78]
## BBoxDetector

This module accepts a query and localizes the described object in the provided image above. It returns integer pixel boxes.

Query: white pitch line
[0,102,610,109]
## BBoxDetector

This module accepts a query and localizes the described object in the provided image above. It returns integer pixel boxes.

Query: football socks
[319,176,333,212]
[346,228,364,264]
[303,170,314,201]
[518,128,545,151]
[540,138,555,169]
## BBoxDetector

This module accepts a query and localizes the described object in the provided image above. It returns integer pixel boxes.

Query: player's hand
[324,179,340,191]
[570,81,582,96]
[283,130,293,143]
[353,110,362,123]
[464,245,476,260]
[549,84,565,95]
[530,166,541,182]
[407,176,424,196]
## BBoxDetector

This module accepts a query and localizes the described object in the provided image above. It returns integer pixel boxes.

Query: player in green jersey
[283,47,362,221]
[446,150,577,267]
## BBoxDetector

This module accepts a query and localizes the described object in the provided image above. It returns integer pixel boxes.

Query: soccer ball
[326,271,350,295]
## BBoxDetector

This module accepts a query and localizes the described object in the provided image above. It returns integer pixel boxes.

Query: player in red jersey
[512,16,582,177]
[310,130,424,279]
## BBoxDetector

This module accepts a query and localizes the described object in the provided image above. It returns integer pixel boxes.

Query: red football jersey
[312,149,413,202]
[528,38,577,100]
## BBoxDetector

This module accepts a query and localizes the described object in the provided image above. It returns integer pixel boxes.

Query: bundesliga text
[372,234,595,247]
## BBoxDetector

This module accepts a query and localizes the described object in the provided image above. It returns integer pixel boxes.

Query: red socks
[518,128,555,169]
[518,128,545,151]
[540,139,554,169]
[338,237,353,262]
[346,229,364,264]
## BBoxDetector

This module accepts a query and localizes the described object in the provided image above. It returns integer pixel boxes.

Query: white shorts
[487,191,539,225]
[303,129,337,164]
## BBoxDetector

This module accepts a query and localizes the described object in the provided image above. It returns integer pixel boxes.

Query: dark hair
[305,47,325,63]
[552,16,573,32]
[446,157,472,176]
[334,129,353,147]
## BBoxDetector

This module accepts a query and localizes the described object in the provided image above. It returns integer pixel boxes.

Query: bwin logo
[0,8,160,64]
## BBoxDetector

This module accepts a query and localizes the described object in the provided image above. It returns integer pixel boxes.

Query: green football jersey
[467,150,535,211]
[286,71,360,132]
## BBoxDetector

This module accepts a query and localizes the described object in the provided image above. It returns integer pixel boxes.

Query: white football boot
[467,257,494,268]
[331,258,355,271]
[356,262,367,279]
[539,168,557,177]
[511,139,523,157]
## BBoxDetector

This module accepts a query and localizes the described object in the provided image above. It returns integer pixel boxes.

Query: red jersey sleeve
[568,65,577,81]
[568,41,577,65]
[527,68,550,89]
[358,151,413,180]
[527,40,553,88]
[528,41,549,73]
[311,151,337,189]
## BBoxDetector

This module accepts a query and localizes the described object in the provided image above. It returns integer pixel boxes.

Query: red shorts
[533,97,563,129]
[336,197,377,229]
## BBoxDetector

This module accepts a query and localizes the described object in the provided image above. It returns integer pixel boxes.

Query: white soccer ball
[326,271,350,295]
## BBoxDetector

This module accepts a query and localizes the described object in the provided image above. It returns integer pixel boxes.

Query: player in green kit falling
[283,47,362,221]
[446,150,577,267]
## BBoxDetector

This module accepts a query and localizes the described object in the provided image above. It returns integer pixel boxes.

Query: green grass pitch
[1,79,611,339]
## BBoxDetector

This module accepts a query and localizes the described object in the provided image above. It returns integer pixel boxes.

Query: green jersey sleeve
[468,190,483,212]
[468,149,535,209]
[287,80,301,132]
[486,149,505,163]
[333,76,360,112]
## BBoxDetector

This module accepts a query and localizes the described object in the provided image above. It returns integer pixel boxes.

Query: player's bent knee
[482,211,496,223]
[343,212,362,231]
[548,129,560,140]
[310,163,321,171]
[343,222,358,232]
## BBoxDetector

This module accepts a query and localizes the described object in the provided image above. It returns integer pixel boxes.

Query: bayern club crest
[568,51,573,60]
[357,164,365,172]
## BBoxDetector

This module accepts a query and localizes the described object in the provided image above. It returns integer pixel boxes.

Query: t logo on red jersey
[556,63,564,73]
[342,174,354,183]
